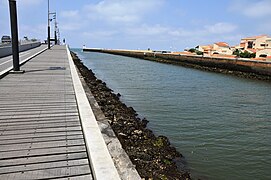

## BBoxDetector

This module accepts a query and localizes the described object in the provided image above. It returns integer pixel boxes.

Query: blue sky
[0,0,271,50]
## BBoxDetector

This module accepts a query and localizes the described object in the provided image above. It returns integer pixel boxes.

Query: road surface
[0,45,47,76]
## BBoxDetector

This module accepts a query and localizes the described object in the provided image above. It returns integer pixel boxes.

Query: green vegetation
[162,159,172,165]
[233,49,256,58]
[188,48,196,53]
[189,48,203,55]
[196,51,203,55]
[153,137,164,147]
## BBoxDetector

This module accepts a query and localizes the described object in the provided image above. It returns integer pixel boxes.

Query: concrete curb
[75,60,141,180]
[0,46,48,79]
[66,45,121,180]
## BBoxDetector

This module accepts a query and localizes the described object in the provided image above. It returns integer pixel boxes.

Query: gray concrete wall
[0,42,41,58]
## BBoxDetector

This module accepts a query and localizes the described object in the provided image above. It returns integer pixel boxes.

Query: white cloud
[82,31,118,39]
[124,22,237,38]
[61,22,84,31]
[230,0,271,18]
[83,0,164,24]
[59,10,84,32]
[126,24,168,36]
[60,10,79,19]
[204,22,238,34]
[168,29,198,37]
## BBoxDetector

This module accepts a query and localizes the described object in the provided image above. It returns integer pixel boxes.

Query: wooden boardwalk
[0,46,92,179]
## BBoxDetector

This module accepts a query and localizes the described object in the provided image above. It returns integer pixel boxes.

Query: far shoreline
[82,48,271,81]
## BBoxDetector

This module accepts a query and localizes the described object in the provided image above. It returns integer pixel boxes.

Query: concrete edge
[75,60,142,180]
[0,46,48,78]
[66,45,121,180]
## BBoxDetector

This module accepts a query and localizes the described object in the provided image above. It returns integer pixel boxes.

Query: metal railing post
[47,0,50,49]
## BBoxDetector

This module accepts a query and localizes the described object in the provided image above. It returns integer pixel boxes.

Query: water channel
[73,49,271,179]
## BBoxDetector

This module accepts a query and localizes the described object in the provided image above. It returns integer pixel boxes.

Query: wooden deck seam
[0,146,86,158]
[0,125,81,132]
[0,155,88,168]
[0,137,84,146]
[0,163,90,175]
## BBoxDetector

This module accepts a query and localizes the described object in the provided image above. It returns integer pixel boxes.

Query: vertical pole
[8,0,20,71]
[47,0,50,49]
[54,13,57,44]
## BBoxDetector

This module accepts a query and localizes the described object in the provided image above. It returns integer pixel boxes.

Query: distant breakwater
[83,48,271,81]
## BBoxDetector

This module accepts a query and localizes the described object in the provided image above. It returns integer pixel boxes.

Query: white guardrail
[0,41,41,58]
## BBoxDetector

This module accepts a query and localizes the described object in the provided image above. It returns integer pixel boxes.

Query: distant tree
[239,51,256,58]
[188,48,196,53]
[233,49,240,56]
[196,51,203,55]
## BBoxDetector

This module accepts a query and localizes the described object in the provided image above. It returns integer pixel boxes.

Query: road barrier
[0,41,41,58]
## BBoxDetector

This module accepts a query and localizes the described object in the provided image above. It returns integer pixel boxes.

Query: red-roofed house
[196,45,213,55]
[212,42,233,55]
[240,35,268,51]
[256,38,271,58]
[197,42,232,56]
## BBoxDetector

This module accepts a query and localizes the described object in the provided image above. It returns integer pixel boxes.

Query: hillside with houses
[184,35,271,61]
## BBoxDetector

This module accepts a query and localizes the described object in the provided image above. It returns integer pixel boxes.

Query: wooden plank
[0,112,79,120]
[0,165,91,180]
[0,134,83,145]
[57,174,93,180]
[0,139,85,152]
[0,109,78,115]
[0,115,79,123]
[0,126,81,136]
[0,106,78,113]
[0,101,76,108]
[0,112,79,119]
[0,121,81,131]
[0,159,89,174]
[0,131,82,140]
[0,145,86,160]
[0,152,88,167]
[0,119,79,126]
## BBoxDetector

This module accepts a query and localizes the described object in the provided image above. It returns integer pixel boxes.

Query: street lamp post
[49,12,57,45]
[54,13,57,44]
[47,0,50,49]
[8,0,20,71]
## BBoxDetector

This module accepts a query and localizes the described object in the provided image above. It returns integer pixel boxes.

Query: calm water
[73,49,271,180]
